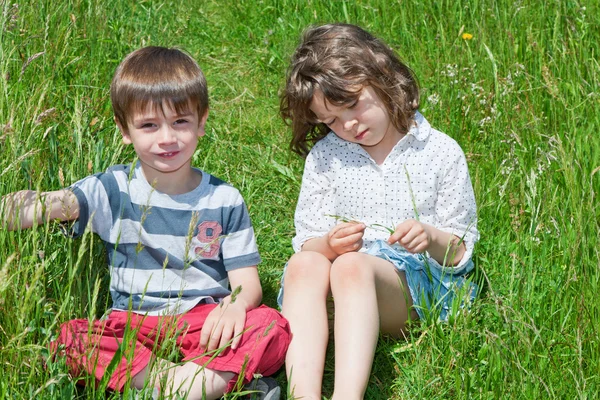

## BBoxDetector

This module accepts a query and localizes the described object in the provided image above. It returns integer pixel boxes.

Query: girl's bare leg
[131,359,234,400]
[329,252,415,400]
[282,251,332,400]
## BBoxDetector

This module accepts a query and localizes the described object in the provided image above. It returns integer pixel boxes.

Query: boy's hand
[200,297,248,353]
[388,219,432,254]
[327,221,366,255]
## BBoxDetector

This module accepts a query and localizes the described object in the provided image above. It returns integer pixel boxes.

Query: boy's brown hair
[111,46,208,130]
[280,23,420,156]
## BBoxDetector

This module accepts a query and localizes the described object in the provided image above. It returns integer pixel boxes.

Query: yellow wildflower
[462,33,473,40]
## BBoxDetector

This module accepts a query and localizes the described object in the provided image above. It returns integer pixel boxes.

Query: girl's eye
[347,100,359,109]
[325,118,336,125]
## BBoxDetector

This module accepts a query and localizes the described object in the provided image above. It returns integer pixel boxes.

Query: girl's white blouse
[292,112,479,269]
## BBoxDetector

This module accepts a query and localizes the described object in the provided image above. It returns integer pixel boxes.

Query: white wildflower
[427,93,440,106]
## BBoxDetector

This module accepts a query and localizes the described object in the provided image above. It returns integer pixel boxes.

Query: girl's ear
[115,117,132,144]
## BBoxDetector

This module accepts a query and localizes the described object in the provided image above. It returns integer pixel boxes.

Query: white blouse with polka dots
[292,112,479,269]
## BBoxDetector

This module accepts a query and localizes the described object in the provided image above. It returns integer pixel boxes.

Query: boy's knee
[51,319,90,352]
[247,305,290,336]
[243,305,291,376]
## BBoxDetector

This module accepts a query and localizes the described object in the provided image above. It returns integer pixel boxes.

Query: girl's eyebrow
[309,106,328,122]
[312,112,333,123]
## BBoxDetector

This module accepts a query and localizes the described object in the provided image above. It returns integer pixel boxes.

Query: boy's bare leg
[281,251,332,400]
[132,358,234,400]
[329,252,415,400]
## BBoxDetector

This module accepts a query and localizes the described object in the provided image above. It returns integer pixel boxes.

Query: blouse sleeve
[292,147,337,253]
[435,142,479,273]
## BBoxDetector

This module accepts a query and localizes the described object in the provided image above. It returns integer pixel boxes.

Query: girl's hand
[200,298,247,353]
[388,219,432,254]
[328,221,366,255]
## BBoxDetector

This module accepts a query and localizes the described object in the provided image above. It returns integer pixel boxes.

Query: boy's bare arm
[227,266,263,310]
[1,189,80,231]
[200,266,263,351]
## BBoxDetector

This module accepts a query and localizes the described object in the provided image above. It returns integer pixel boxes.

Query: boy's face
[117,101,208,183]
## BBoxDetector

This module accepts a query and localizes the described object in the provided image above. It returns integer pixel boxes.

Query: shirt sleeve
[221,189,261,270]
[292,147,337,253]
[435,142,479,272]
[67,172,116,240]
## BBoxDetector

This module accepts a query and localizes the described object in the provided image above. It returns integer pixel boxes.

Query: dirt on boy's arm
[1,189,79,230]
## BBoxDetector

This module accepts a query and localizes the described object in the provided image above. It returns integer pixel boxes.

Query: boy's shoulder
[77,164,245,206]
[202,170,228,188]
[71,163,129,191]
[195,168,245,202]
[78,164,131,184]
[105,164,131,174]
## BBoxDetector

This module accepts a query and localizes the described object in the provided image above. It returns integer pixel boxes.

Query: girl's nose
[343,117,358,132]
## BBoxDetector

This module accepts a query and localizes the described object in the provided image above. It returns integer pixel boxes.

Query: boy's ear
[115,117,132,144]
[197,109,209,137]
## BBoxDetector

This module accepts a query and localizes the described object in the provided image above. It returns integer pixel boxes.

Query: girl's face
[310,86,403,157]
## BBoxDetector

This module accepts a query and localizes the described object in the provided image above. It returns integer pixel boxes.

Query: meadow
[0,0,599,398]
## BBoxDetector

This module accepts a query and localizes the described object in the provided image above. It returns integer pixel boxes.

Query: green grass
[1,0,599,398]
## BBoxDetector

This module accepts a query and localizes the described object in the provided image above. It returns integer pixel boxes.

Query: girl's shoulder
[415,114,467,159]
[428,128,463,150]
[312,131,341,148]
[415,113,456,144]
[307,132,346,158]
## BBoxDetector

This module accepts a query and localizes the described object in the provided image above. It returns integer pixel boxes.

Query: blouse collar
[327,110,431,160]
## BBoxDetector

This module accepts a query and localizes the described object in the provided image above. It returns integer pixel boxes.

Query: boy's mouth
[158,151,179,158]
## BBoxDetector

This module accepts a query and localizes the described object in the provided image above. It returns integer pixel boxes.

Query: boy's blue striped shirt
[69,162,261,315]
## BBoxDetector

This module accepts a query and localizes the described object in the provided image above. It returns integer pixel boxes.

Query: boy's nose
[158,127,177,144]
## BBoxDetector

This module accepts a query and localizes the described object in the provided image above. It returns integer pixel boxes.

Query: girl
[279,23,479,400]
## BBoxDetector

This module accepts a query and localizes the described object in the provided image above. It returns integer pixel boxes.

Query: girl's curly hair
[281,23,419,157]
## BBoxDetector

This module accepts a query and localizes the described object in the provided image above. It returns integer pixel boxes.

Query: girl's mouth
[355,129,368,140]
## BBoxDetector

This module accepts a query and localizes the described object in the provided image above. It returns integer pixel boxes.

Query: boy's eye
[174,119,189,125]
[140,123,155,129]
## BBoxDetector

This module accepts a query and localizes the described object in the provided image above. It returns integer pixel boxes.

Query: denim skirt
[278,240,477,322]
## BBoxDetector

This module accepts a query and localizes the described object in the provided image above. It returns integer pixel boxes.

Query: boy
[1,46,290,400]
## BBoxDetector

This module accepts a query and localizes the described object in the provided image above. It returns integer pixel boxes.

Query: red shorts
[50,304,291,392]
